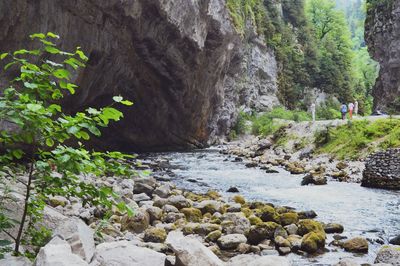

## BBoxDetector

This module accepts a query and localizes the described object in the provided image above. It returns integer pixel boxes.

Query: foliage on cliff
[227,0,378,115]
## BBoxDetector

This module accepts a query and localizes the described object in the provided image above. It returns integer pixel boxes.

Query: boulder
[132,193,151,202]
[143,227,167,243]
[217,234,247,250]
[34,236,88,266]
[258,206,279,223]
[375,245,400,266]
[153,184,172,198]
[280,213,299,226]
[196,200,225,214]
[232,195,246,205]
[90,241,166,266]
[298,210,317,219]
[226,254,291,266]
[221,212,251,234]
[146,206,163,223]
[0,254,32,266]
[205,230,222,242]
[274,236,290,248]
[301,173,327,186]
[389,235,400,245]
[227,187,240,193]
[166,231,224,266]
[180,208,203,222]
[284,224,298,235]
[133,182,154,196]
[324,223,344,234]
[334,258,361,266]
[287,235,302,251]
[41,206,69,230]
[248,222,280,245]
[297,219,325,236]
[343,237,369,253]
[53,217,95,262]
[301,231,325,253]
[48,196,69,207]
[121,208,150,233]
[167,195,191,209]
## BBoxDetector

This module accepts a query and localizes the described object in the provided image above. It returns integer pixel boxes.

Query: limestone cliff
[0,0,279,151]
[365,0,400,111]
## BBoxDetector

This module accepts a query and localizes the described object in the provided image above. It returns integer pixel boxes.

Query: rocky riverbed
[1,147,400,266]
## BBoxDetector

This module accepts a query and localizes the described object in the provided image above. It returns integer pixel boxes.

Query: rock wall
[361,148,400,190]
[365,0,400,111]
[0,0,280,151]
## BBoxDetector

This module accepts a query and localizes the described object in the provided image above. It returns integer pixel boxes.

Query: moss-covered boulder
[249,201,266,209]
[241,208,252,217]
[232,195,245,205]
[205,230,222,242]
[180,207,202,222]
[301,231,325,253]
[247,222,280,245]
[275,236,291,248]
[257,205,280,223]
[167,195,192,209]
[249,216,263,225]
[206,190,221,200]
[143,227,167,243]
[121,208,150,233]
[343,237,368,253]
[297,219,325,237]
[280,212,299,226]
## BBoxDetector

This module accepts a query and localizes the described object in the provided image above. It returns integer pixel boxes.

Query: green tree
[0,33,136,256]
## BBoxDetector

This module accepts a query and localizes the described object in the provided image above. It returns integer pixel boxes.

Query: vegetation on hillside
[315,118,400,159]
[226,0,379,115]
[0,33,137,257]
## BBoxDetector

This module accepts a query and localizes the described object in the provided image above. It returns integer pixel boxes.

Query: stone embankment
[362,148,400,190]
[2,157,395,266]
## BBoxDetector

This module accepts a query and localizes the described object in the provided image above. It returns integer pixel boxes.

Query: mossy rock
[336,161,348,170]
[205,230,222,242]
[275,206,289,214]
[247,222,280,245]
[180,207,202,222]
[185,192,206,202]
[143,227,167,243]
[210,217,222,224]
[249,201,266,209]
[241,207,252,217]
[258,205,280,223]
[232,195,245,205]
[248,216,263,225]
[301,231,325,253]
[121,209,150,233]
[280,212,299,226]
[182,223,200,235]
[297,219,325,237]
[197,200,226,215]
[343,237,368,253]
[206,190,221,200]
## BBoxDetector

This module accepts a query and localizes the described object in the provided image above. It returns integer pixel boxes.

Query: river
[147,148,400,265]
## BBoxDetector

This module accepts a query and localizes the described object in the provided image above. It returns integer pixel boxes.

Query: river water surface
[148,148,400,265]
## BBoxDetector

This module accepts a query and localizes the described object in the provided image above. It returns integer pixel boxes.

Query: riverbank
[3,151,399,266]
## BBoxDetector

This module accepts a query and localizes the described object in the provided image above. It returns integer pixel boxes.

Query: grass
[252,107,311,136]
[314,118,400,160]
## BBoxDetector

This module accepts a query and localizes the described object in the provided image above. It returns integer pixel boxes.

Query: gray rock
[162,204,179,213]
[166,231,224,266]
[132,193,151,202]
[0,254,32,266]
[34,236,88,266]
[153,185,172,198]
[221,212,251,235]
[217,234,247,250]
[90,241,166,266]
[375,245,400,266]
[167,195,191,209]
[227,254,291,266]
[389,235,400,245]
[53,217,95,262]
[284,224,298,235]
[334,258,361,266]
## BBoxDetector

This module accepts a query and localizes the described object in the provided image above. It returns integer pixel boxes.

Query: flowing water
[147,148,400,265]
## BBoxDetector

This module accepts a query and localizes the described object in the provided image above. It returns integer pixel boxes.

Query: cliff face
[365,0,400,111]
[0,0,279,151]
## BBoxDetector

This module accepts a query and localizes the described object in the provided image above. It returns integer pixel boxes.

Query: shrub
[0,33,136,256]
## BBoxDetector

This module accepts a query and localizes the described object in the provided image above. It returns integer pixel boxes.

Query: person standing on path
[341,103,347,120]
[354,100,359,117]
[348,102,355,119]
[311,103,316,123]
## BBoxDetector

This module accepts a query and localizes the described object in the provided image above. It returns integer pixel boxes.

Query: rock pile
[362,149,400,190]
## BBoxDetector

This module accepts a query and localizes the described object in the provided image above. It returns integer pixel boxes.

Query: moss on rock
[247,222,280,244]
[180,207,202,222]
[297,219,325,237]
[143,227,167,243]
[249,215,263,225]
[257,205,280,223]
[280,212,299,226]
[301,231,325,253]
[205,230,222,242]
[232,195,246,205]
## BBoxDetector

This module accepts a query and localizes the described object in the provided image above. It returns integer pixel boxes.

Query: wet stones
[342,237,369,253]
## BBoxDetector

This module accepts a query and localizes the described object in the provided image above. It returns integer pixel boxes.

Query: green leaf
[80,131,90,140]
[67,126,80,134]
[49,104,62,113]
[87,107,100,115]
[88,126,101,136]
[66,83,77,94]
[0,53,8,60]
[45,138,54,147]
[112,96,123,103]
[53,69,70,80]
[24,82,38,89]
[11,149,24,159]
[30,33,46,39]
[27,103,42,112]
[121,100,134,106]
[45,46,61,54]
[99,107,123,124]
[4,61,17,70]
[76,49,88,61]
[13,49,30,56]
[47,32,60,39]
